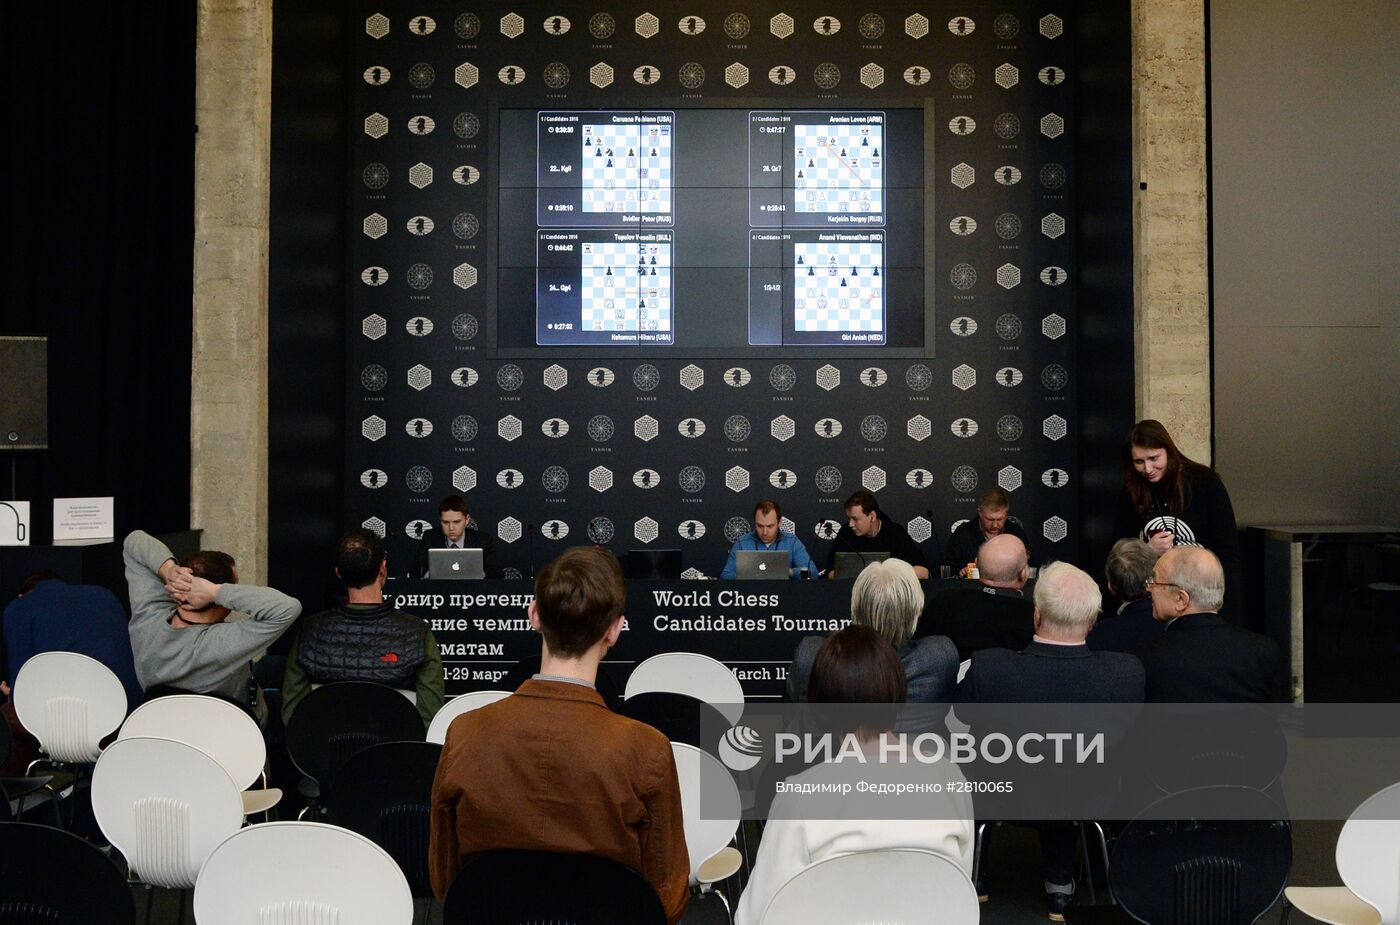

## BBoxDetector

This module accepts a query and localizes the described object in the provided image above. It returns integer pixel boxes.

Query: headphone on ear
[0,502,26,543]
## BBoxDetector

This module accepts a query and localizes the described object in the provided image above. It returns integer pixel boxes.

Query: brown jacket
[429,678,690,921]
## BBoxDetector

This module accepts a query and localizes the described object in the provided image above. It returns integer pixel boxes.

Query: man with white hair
[956,561,1145,918]
[1138,546,1284,703]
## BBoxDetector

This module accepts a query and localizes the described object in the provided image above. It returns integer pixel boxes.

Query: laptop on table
[830,551,890,579]
[428,547,486,580]
[736,549,790,580]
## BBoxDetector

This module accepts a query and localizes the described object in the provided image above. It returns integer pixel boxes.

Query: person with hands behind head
[124,530,301,725]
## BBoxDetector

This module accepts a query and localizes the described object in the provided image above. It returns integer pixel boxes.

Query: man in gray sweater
[124,530,301,725]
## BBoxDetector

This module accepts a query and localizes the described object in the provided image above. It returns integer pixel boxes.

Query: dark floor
[131,819,1345,924]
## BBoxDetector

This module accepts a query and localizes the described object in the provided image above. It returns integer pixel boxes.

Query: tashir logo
[718,725,764,771]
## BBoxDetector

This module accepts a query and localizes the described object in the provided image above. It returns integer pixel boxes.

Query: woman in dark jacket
[1114,419,1242,619]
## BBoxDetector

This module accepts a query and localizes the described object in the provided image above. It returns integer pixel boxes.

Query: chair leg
[143,885,156,925]
[1279,896,1292,925]
[972,820,989,886]
[1090,821,1113,905]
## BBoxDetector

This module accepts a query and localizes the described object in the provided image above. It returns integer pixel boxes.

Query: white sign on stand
[53,497,115,542]
[0,501,30,546]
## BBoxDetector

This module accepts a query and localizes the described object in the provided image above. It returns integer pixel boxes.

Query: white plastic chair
[625,653,745,726]
[425,689,512,744]
[1285,781,1400,925]
[13,651,127,764]
[760,848,980,925]
[672,742,744,878]
[91,736,244,888]
[193,821,414,925]
[119,694,282,815]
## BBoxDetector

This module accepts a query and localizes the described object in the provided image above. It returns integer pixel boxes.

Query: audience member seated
[915,534,1034,659]
[1087,539,1165,653]
[281,529,444,729]
[1138,546,1285,703]
[823,490,931,579]
[737,625,974,925]
[124,530,301,725]
[720,499,814,579]
[942,488,1034,574]
[414,494,503,579]
[956,561,1145,919]
[4,571,143,711]
[429,546,689,922]
[787,558,957,707]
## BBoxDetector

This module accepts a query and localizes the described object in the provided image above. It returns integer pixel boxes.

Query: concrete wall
[1211,0,1400,526]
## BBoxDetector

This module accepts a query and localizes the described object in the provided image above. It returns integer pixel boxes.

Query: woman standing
[1114,419,1242,619]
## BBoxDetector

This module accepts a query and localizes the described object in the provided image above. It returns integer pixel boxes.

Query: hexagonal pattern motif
[366,14,389,38]
[725,63,749,89]
[364,113,388,139]
[588,466,613,492]
[498,518,523,544]
[997,264,1022,289]
[1043,415,1068,441]
[635,517,659,544]
[500,13,525,38]
[634,415,659,442]
[995,63,1019,88]
[451,466,476,492]
[771,416,795,442]
[680,364,704,391]
[543,364,567,391]
[862,466,887,492]
[1040,14,1064,39]
[407,364,431,390]
[362,415,386,441]
[455,62,478,89]
[770,13,794,38]
[816,365,840,391]
[907,415,932,442]
[590,62,614,88]
[905,13,929,38]
[362,517,386,538]
[1043,516,1068,543]
[725,466,750,493]
[453,263,478,289]
[635,13,659,38]
[408,163,432,188]
[361,314,387,340]
[1043,314,1067,340]
[1041,113,1066,138]
[953,364,976,391]
[860,63,884,89]
[951,163,975,189]
[498,415,523,442]
[907,516,933,544]
[998,466,1023,491]
[1042,213,1066,239]
[362,213,387,240]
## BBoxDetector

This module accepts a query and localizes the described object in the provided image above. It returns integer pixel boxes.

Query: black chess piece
[914,472,926,487]
[415,217,426,233]
[958,218,969,234]
[551,16,562,33]
[958,420,970,436]
[1047,268,1060,284]
[821,17,832,33]
[596,369,607,385]
[505,471,516,487]
[958,318,969,334]
[371,67,383,83]
[955,17,968,34]
[368,471,380,487]
[686,16,697,33]
[1004,369,1015,385]
[549,420,561,435]
[415,522,426,537]
[1003,167,1015,184]
[685,420,697,436]
[414,319,424,335]
[370,268,381,284]
[641,471,653,487]
[868,370,879,385]
[416,17,429,34]
[413,420,425,436]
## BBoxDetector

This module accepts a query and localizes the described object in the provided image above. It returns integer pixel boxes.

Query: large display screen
[495,106,929,354]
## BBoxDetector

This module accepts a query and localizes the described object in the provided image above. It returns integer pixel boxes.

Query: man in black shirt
[942,488,1033,573]
[822,490,931,579]
[916,533,1033,659]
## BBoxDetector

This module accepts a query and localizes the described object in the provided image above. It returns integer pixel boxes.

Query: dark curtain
[2,6,196,541]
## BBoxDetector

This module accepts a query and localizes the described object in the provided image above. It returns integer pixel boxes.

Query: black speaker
[0,336,48,451]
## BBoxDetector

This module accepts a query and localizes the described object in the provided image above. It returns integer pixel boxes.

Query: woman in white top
[735,625,975,924]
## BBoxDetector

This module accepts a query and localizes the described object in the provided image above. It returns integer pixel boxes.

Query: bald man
[1137,547,1285,702]
[915,534,1034,659]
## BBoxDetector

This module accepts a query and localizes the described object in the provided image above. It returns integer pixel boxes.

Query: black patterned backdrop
[346,2,1084,577]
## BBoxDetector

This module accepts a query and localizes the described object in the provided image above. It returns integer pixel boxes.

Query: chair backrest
[284,681,425,790]
[1109,786,1292,925]
[617,691,735,752]
[1337,780,1400,924]
[13,651,127,762]
[426,690,512,744]
[442,849,666,925]
[120,694,266,790]
[91,736,244,888]
[625,653,745,726]
[0,821,135,924]
[193,822,413,925]
[327,741,443,898]
[671,742,742,884]
[760,849,980,925]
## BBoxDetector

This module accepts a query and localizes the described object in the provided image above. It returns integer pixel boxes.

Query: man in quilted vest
[281,529,444,728]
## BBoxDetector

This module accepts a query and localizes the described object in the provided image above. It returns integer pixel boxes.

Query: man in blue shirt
[4,572,143,711]
[720,500,814,579]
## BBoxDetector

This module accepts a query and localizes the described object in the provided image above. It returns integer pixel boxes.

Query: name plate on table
[53,496,115,542]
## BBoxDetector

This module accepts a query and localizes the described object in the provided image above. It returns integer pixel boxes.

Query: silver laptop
[736,549,790,580]
[428,547,485,580]
[830,551,890,579]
